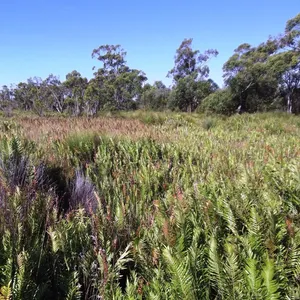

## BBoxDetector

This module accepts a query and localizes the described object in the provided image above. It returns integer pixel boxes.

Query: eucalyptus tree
[0,85,16,116]
[64,70,88,116]
[13,75,65,115]
[13,77,48,116]
[223,13,300,113]
[90,45,147,112]
[43,74,65,113]
[141,81,170,110]
[168,38,218,82]
[223,40,279,112]
[276,13,300,113]
[168,38,218,111]
[13,82,33,111]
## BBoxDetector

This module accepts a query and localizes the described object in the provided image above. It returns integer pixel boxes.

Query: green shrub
[197,89,238,115]
[202,117,216,130]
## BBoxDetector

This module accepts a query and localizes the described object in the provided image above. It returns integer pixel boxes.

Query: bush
[197,89,238,115]
[202,117,216,130]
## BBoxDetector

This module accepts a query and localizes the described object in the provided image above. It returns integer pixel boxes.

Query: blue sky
[0,1,299,88]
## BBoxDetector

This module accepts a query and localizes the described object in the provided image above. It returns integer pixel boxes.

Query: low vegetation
[0,112,299,299]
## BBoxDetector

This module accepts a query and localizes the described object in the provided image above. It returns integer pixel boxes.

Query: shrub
[197,89,238,115]
[202,117,216,130]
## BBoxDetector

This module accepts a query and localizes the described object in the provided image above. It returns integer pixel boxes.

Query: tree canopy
[1,13,300,115]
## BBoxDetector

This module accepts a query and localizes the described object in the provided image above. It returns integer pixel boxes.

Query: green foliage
[167,38,218,82]
[198,89,237,115]
[64,71,88,116]
[167,39,219,112]
[222,13,300,114]
[141,81,170,111]
[0,108,300,299]
[169,75,218,112]
[89,44,147,113]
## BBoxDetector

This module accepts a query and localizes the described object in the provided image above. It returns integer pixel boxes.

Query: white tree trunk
[287,94,292,113]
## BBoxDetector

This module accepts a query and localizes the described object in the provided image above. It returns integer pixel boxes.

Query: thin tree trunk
[287,94,292,113]
[187,104,192,113]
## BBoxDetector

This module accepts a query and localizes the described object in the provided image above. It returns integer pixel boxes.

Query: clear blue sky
[0,0,299,88]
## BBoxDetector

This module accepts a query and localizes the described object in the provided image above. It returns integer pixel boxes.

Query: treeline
[1,13,299,116]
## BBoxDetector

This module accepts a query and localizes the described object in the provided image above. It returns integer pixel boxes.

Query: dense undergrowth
[0,112,300,299]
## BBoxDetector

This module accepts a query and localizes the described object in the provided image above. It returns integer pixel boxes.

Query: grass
[0,111,299,299]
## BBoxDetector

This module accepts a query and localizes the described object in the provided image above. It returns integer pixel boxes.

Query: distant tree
[223,40,279,112]
[13,82,32,111]
[283,12,300,51]
[168,38,218,111]
[13,77,47,116]
[90,44,147,112]
[92,44,127,73]
[43,74,65,113]
[276,13,300,113]
[0,85,16,116]
[222,13,300,114]
[268,51,300,113]
[13,75,65,116]
[64,71,88,116]
[153,81,167,90]
[167,38,218,82]
[168,75,219,111]
[141,81,170,110]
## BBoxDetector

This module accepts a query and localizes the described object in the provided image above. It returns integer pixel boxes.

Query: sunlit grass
[0,112,299,299]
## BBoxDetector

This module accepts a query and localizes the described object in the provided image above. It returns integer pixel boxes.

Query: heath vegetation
[0,112,299,299]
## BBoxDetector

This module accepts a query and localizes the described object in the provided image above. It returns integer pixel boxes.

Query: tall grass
[0,112,299,299]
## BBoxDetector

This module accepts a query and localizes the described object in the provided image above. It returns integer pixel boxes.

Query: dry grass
[13,116,157,142]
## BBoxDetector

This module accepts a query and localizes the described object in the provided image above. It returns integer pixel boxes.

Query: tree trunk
[287,94,292,113]
[187,104,192,113]
[239,94,246,113]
